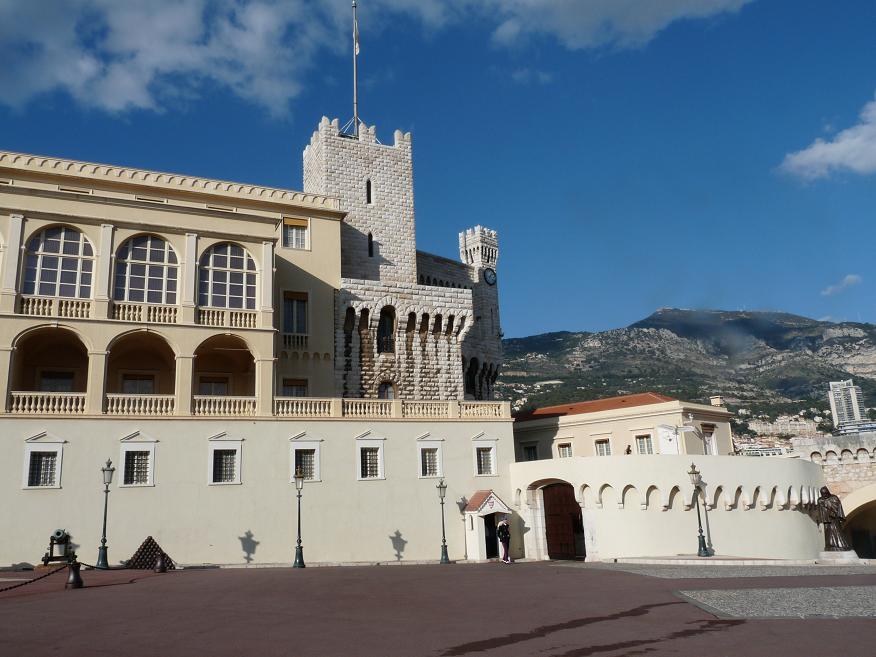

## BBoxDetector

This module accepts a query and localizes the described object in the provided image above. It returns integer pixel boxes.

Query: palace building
[0,118,836,567]
[0,119,514,567]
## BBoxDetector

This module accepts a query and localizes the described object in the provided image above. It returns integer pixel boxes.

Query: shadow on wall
[238,530,260,564]
[389,529,407,561]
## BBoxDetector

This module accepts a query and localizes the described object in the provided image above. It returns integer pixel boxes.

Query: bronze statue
[817,486,851,551]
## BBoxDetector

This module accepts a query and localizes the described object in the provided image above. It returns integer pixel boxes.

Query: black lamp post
[687,463,710,557]
[437,479,450,564]
[293,467,305,568]
[96,458,115,569]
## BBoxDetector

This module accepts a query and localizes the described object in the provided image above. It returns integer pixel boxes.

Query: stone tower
[304,117,501,401]
[303,117,416,283]
[459,226,502,400]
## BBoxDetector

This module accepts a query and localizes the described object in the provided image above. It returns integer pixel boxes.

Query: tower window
[366,179,372,204]
[368,233,374,257]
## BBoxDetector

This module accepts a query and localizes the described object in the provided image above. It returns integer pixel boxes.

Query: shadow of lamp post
[96,458,115,569]
[687,463,710,558]
[293,466,305,568]
[437,479,450,564]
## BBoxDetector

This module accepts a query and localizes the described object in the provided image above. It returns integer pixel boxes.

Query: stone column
[255,357,275,416]
[259,241,274,329]
[93,223,114,319]
[181,233,198,324]
[175,354,195,416]
[0,346,13,413]
[0,214,24,313]
[86,350,108,415]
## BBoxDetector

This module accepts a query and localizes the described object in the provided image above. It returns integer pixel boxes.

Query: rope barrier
[0,564,68,594]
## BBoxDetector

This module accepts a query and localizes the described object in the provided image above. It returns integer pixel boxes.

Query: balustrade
[193,395,257,416]
[282,333,309,350]
[460,401,505,418]
[342,398,393,418]
[274,397,333,417]
[112,302,179,324]
[197,308,258,328]
[18,296,92,319]
[106,394,175,416]
[402,400,450,419]
[9,391,87,415]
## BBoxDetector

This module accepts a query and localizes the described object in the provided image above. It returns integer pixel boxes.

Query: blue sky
[2,0,876,337]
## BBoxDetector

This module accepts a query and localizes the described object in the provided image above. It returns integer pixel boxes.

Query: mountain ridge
[497,308,876,414]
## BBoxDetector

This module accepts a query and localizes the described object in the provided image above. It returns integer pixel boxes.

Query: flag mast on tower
[353,0,360,137]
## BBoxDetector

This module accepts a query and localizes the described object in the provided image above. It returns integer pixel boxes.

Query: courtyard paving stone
[679,585,876,618]
[2,561,876,657]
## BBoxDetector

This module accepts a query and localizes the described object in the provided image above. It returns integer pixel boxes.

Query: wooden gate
[543,483,581,560]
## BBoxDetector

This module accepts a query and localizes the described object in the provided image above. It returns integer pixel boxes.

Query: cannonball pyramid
[127,536,176,570]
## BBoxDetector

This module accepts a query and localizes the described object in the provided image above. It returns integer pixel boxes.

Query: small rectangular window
[199,377,229,396]
[558,443,573,458]
[122,374,155,395]
[294,449,316,480]
[282,379,308,397]
[283,219,308,249]
[360,447,380,479]
[635,435,653,455]
[476,447,494,475]
[283,292,308,335]
[123,450,151,485]
[595,440,612,457]
[212,449,237,483]
[421,447,439,477]
[28,451,58,487]
[523,444,538,461]
[39,371,74,393]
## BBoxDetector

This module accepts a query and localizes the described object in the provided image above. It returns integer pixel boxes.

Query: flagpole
[353,0,359,137]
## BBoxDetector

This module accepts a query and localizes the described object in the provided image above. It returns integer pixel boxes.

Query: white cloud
[510,68,553,85]
[0,0,756,116]
[821,274,862,297]
[483,0,753,50]
[781,93,876,180]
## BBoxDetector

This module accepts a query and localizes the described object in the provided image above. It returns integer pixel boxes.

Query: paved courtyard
[2,561,876,657]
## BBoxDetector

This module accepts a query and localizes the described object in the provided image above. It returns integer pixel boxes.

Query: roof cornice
[0,150,342,213]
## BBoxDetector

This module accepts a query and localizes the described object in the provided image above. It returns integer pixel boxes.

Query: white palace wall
[510,455,826,561]
[1,416,514,567]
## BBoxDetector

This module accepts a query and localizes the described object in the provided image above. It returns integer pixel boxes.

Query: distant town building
[747,415,821,437]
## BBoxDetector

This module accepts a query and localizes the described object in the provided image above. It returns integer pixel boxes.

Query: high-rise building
[828,379,868,430]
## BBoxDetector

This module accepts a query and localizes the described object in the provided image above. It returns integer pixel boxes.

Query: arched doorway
[10,327,89,413]
[106,331,176,414]
[543,483,585,560]
[846,500,876,558]
[193,335,255,415]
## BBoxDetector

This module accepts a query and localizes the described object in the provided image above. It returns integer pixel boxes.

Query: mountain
[497,309,876,414]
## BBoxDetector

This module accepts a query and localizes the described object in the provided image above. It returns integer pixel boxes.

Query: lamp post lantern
[96,458,115,569]
[687,463,710,557]
[293,467,306,568]
[437,479,450,564]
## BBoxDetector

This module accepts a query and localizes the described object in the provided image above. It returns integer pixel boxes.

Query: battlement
[459,225,499,268]
[306,117,411,153]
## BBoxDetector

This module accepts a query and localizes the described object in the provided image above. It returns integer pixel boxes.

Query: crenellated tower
[303,117,416,283]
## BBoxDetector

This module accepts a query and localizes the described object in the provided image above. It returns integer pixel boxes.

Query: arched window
[368,233,374,257]
[377,307,395,353]
[378,381,395,399]
[114,235,178,304]
[366,178,372,204]
[198,243,256,309]
[23,226,94,298]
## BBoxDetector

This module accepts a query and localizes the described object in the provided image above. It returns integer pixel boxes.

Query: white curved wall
[510,455,826,561]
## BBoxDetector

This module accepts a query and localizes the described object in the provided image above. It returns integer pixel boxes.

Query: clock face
[483,268,497,286]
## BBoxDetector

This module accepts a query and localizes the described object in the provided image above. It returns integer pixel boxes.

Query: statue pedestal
[816,550,861,564]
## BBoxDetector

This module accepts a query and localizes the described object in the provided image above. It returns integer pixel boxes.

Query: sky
[1,0,876,338]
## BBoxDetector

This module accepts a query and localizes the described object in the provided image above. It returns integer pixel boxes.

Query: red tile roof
[464,490,493,513]
[514,392,676,422]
